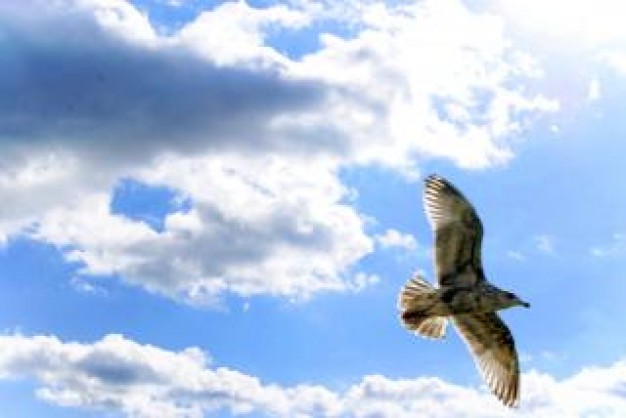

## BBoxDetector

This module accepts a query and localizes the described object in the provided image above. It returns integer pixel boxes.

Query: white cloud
[495,0,626,46]
[0,0,556,169]
[375,229,418,252]
[178,1,310,66]
[587,77,602,101]
[0,0,557,304]
[596,50,626,81]
[69,276,108,296]
[1,333,626,417]
[507,250,526,262]
[289,0,558,171]
[534,234,556,255]
[549,124,561,134]
[485,0,626,116]
[590,233,626,257]
[164,0,185,7]
[33,155,373,304]
[519,350,562,366]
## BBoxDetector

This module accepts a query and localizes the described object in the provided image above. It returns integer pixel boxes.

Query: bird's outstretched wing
[452,313,520,408]
[423,174,484,287]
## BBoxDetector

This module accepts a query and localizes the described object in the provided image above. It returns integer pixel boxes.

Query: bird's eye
[505,292,515,299]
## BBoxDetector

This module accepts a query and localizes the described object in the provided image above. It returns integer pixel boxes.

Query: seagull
[398,174,529,408]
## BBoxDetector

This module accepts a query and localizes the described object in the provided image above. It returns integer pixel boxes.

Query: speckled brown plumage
[398,174,529,408]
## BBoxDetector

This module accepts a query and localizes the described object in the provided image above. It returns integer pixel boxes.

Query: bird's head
[499,291,530,309]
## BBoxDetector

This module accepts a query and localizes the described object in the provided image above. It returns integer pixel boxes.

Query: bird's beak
[521,301,530,308]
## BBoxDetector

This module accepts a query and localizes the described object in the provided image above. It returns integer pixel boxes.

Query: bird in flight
[398,174,529,407]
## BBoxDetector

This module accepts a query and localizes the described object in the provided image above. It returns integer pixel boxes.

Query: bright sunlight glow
[498,0,626,46]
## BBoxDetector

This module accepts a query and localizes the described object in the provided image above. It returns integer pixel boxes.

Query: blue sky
[1,0,626,416]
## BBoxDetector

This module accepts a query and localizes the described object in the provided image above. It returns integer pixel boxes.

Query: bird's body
[398,174,529,408]
[402,282,522,319]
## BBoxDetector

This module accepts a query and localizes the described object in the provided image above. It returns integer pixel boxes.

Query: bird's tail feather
[398,274,447,339]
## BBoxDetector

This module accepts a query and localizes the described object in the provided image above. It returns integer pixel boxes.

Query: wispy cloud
[506,250,526,262]
[519,350,562,366]
[164,0,185,7]
[69,276,108,296]
[0,333,625,417]
[587,77,602,102]
[534,234,556,255]
[590,233,626,258]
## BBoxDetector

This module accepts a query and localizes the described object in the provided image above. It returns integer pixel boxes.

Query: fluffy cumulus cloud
[1,333,625,418]
[34,155,374,303]
[375,228,418,251]
[0,0,557,304]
